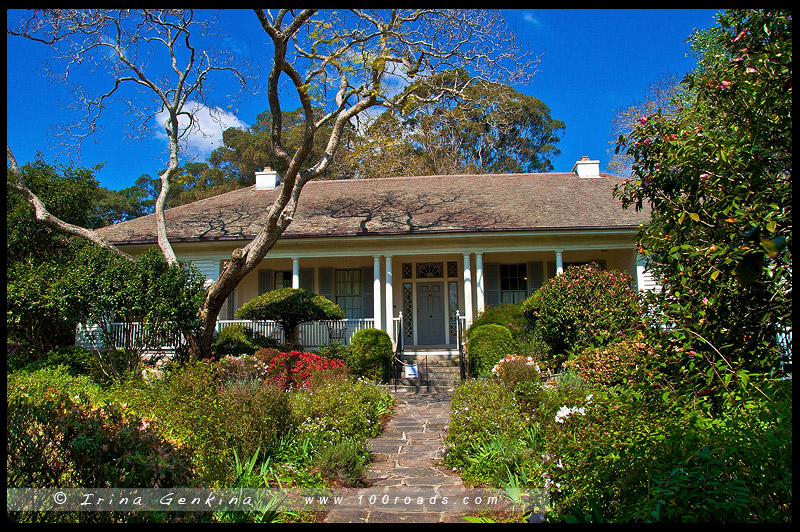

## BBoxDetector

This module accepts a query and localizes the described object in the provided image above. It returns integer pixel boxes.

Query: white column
[475,252,485,314]
[555,250,564,276]
[292,257,300,288]
[463,253,473,325]
[373,255,382,331]
[385,255,394,340]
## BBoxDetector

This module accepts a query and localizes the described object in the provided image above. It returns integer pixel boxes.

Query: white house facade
[93,157,654,350]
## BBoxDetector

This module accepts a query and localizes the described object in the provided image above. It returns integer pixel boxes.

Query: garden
[446,264,791,523]
[8,280,397,523]
[442,9,792,522]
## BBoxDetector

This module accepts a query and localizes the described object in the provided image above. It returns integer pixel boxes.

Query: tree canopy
[615,9,792,381]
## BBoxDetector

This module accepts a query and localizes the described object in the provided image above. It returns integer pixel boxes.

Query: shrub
[236,288,345,348]
[313,342,353,362]
[466,324,515,377]
[492,355,542,387]
[7,395,197,489]
[213,324,279,358]
[468,303,531,341]
[139,361,232,484]
[290,373,394,447]
[314,437,370,487]
[7,364,108,406]
[214,352,272,383]
[217,379,292,461]
[522,263,642,364]
[564,336,656,387]
[261,350,347,391]
[514,336,553,373]
[348,328,393,380]
[442,379,526,481]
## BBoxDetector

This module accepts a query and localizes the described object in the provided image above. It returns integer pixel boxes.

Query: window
[500,264,528,304]
[274,270,292,290]
[335,269,362,319]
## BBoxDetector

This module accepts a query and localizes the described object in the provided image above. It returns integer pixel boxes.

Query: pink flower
[702,297,709,305]
[639,116,648,125]
[746,67,757,74]
[720,80,731,90]
[642,137,651,146]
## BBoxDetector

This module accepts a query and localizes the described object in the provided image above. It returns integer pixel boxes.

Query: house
[93,156,653,351]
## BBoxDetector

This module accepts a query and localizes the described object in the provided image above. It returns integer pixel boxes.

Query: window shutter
[527,261,544,295]
[484,263,500,307]
[300,268,314,292]
[319,268,333,301]
[547,261,557,280]
[258,269,273,295]
[361,266,373,319]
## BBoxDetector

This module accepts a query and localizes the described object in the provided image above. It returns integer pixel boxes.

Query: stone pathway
[323,391,470,523]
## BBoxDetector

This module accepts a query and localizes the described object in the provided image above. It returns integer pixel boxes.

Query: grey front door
[417,282,445,345]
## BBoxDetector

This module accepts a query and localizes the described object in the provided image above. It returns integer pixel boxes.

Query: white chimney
[255,167,283,190]
[572,156,601,178]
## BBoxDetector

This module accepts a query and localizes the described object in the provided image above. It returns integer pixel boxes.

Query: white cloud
[154,101,248,158]
[522,11,542,27]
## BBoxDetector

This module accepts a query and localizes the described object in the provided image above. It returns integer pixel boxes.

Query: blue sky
[6,9,721,191]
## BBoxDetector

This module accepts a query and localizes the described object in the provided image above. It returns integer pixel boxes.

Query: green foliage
[212,324,278,358]
[216,379,292,463]
[347,328,393,380]
[132,361,232,484]
[468,303,531,341]
[442,378,526,484]
[7,393,197,491]
[564,335,658,387]
[313,437,370,487]
[313,342,353,362]
[289,372,394,447]
[466,324,515,377]
[614,8,791,382]
[71,245,207,379]
[236,288,344,348]
[523,264,642,365]
[7,364,108,407]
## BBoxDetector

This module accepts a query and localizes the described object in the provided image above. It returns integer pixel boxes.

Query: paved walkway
[323,391,470,523]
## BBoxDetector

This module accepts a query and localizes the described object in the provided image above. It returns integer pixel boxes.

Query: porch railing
[76,318,378,352]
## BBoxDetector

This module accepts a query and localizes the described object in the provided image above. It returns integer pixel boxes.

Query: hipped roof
[95,172,649,245]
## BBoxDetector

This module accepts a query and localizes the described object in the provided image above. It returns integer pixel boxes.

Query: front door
[417,282,445,345]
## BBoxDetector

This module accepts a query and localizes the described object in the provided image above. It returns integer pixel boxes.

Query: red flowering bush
[262,350,346,391]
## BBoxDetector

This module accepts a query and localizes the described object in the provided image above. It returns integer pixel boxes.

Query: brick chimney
[255,167,283,190]
[572,156,601,178]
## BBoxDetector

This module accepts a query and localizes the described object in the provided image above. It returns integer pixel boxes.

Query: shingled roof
[94,172,649,245]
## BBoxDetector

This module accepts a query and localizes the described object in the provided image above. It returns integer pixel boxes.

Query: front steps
[383,349,463,394]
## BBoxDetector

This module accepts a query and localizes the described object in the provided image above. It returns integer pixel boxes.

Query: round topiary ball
[348,328,393,379]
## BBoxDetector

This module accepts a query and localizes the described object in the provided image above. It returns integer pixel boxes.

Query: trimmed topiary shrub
[468,303,531,341]
[348,328,393,380]
[236,288,345,349]
[466,324,515,377]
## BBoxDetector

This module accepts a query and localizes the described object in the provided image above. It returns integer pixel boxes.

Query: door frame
[416,281,446,346]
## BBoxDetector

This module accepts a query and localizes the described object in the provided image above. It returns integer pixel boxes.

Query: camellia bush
[614,8,791,382]
[521,263,642,365]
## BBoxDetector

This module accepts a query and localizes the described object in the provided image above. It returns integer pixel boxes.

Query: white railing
[77,319,378,352]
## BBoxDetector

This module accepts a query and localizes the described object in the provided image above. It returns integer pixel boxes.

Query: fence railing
[76,318,378,352]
